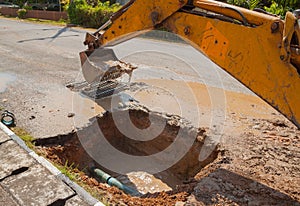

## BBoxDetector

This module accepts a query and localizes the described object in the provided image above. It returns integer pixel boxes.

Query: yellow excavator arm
[80,0,300,129]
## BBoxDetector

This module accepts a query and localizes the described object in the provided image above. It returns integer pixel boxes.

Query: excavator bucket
[80,48,119,83]
[80,47,137,83]
[79,47,137,99]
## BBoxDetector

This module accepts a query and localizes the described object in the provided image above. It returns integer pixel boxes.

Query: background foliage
[227,0,300,17]
[4,0,300,26]
[66,0,299,28]
[67,0,120,28]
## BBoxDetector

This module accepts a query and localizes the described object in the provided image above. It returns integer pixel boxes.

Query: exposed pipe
[91,167,139,196]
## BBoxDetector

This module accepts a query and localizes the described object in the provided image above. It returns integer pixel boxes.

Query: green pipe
[92,167,139,196]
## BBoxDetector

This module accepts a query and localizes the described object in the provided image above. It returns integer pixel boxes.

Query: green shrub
[227,0,298,16]
[67,0,121,28]
[264,2,285,17]
[17,8,27,19]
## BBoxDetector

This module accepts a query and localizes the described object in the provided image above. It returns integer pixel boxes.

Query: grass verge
[11,127,35,150]
[50,159,110,204]
[24,17,68,26]
[0,15,68,26]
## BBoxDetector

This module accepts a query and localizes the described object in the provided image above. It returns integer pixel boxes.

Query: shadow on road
[194,168,300,205]
[17,27,79,43]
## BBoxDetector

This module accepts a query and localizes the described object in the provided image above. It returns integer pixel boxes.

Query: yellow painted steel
[83,0,300,128]
[162,12,300,128]
[98,0,188,46]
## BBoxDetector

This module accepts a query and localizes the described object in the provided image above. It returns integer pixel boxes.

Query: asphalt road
[0,18,251,138]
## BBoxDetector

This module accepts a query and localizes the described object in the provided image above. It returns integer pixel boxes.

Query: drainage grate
[81,80,129,99]
[67,80,129,99]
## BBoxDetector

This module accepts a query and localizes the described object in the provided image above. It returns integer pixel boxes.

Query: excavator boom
[80,0,300,129]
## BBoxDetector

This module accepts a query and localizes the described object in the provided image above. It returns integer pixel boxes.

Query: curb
[0,122,105,206]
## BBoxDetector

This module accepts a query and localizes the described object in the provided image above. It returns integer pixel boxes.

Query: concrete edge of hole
[0,122,105,206]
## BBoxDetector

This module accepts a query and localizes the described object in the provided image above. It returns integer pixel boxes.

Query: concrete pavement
[0,123,104,206]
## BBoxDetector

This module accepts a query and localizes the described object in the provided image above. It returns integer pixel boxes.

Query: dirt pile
[185,116,300,205]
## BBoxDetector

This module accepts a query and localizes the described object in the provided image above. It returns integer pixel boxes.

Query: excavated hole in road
[35,106,219,196]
